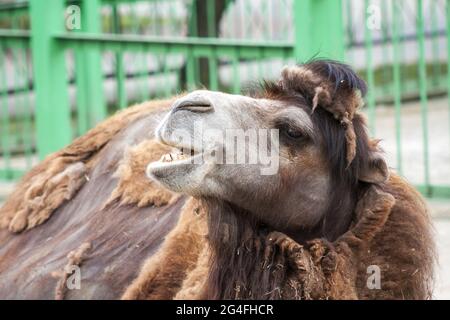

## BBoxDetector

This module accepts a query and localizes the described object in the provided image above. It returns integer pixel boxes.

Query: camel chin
[146,148,209,194]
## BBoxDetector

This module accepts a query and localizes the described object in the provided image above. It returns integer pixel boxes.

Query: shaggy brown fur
[7,162,88,233]
[123,61,435,300]
[0,98,185,299]
[123,175,434,300]
[52,242,92,300]
[0,98,176,232]
[356,175,435,299]
[122,198,207,300]
[0,61,435,300]
[279,62,366,165]
[125,185,396,300]
[259,61,387,240]
[106,139,178,208]
[174,244,211,299]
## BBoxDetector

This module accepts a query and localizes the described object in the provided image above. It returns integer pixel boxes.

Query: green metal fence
[0,0,449,198]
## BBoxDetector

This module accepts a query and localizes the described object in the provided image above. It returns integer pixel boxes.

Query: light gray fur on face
[147,90,331,231]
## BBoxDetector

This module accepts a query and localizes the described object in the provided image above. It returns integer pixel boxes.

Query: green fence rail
[0,0,450,199]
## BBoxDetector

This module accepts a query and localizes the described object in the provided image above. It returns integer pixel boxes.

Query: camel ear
[359,151,389,184]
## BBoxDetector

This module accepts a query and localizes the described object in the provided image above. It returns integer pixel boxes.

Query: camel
[0,60,435,300]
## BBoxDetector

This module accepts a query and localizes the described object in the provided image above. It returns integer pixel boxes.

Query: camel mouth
[146,144,206,183]
[155,147,201,166]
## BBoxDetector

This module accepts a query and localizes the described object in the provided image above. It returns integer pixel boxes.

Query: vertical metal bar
[447,0,450,152]
[189,0,198,37]
[431,0,441,88]
[71,1,86,134]
[364,0,376,135]
[131,0,147,102]
[381,0,391,97]
[207,0,215,37]
[75,0,106,134]
[0,45,12,175]
[112,3,126,109]
[163,46,171,98]
[417,0,431,195]
[75,51,88,135]
[392,1,403,175]
[161,1,176,98]
[345,0,354,63]
[10,45,21,162]
[206,1,219,90]
[15,43,32,168]
[141,46,150,102]
[79,0,106,126]
[208,49,219,91]
[294,0,345,62]
[186,0,199,87]
[10,11,22,159]
[24,46,34,168]
[231,49,240,94]
[398,1,406,96]
[30,0,71,158]
[186,48,196,91]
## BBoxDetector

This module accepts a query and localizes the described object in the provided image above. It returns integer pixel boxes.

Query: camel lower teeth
[160,153,189,163]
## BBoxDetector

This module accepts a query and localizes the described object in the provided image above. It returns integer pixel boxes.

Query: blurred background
[0,0,449,298]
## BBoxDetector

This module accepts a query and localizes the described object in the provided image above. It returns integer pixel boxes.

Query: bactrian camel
[0,60,435,300]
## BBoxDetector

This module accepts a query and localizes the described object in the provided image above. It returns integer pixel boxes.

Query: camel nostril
[173,99,213,113]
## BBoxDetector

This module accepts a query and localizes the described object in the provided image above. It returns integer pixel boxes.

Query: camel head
[147,60,389,240]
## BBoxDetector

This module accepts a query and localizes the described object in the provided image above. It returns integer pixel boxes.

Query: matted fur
[122,198,207,300]
[124,61,435,300]
[0,61,435,300]
[106,139,178,208]
[257,61,391,240]
[279,61,366,165]
[0,97,185,299]
[124,175,434,300]
[0,98,176,232]
[123,185,411,299]
[52,242,92,300]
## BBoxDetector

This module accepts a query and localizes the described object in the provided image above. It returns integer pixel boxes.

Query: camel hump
[0,98,186,299]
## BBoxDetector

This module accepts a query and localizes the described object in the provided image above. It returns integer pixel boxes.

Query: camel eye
[285,127,303,139]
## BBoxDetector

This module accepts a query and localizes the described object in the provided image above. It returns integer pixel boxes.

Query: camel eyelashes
[285,127,303,139]
[276,123,308,142]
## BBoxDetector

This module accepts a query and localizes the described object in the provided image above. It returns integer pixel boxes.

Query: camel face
[147,89,331,230]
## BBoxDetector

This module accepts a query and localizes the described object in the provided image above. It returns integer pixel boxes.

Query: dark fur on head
[300,59,367,96]
[204,198,287,299]
[204,60,386,299]
[259,60,380,240]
